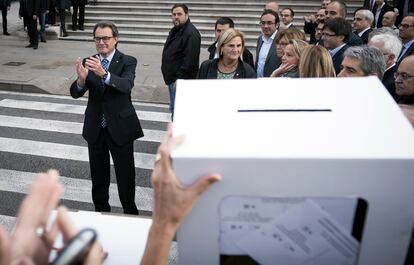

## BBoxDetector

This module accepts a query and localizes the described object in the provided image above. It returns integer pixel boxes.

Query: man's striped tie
[101,58,109,128]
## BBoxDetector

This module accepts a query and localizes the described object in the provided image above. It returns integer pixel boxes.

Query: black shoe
[3,32,10,36]
[25,44,34,48]
[61,31,68,37]
[33,45,38,49]
[72,25,77,31]
[78,26,84,31]
[40,39,47,43]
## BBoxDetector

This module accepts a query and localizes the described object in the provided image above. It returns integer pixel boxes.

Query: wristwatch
[102,70,108,81]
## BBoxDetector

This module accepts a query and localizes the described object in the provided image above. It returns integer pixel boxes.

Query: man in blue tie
[397,15,414,66]
[70,21,144,215]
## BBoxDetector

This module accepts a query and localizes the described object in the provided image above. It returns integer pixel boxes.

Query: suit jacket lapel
[108,49,122,74]
[256,37,264,67]
[266,39,276,64]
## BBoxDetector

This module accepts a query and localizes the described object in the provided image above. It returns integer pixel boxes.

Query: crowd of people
[160,1,414,121]
[1,0,88,49]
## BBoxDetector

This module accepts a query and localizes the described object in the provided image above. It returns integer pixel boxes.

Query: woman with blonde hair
[271,39,309,77]
[299,45,336,77]
[197,28,256,79]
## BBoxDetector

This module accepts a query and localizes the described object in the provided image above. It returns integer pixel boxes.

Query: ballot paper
[219,196,362,264]
[49,211,152,265]
[235,199,359,265]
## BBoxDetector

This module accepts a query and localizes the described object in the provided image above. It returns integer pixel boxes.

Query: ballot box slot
[237,109,332,113]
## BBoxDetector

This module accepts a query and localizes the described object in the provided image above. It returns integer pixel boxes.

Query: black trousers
[88,128,138,215]
[72,1,85,28]
[23,15,38,45]
[57,9,66,31]
[1,8,7,33]
[46,2,56,25]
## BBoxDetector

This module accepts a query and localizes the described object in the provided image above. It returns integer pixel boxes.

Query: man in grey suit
[256,9,281,77]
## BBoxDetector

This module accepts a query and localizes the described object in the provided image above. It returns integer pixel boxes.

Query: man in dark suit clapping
[70,21,144,215]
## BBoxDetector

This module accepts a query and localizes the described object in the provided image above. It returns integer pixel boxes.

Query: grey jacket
[255,34,282,77]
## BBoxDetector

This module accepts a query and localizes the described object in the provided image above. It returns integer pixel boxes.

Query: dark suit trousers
[46,1,56,25]
[72,2,85,28]
[23,15,38,45]
[1,8,7,33]
[88,128,138,215]
[57,9,66,31]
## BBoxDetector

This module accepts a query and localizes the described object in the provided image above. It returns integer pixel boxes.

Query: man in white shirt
[280,8,295,29]
[255,9,281,77]
[372,0,394,28]
[397,15,414,65]
[352,8,374,44]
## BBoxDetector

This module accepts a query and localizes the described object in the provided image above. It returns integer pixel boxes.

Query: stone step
[60,35,258,49]
[89,0,364,8]
[62,32,258,47]
[90,5,325,13]
[83,16,267,28]
[65,0,365,47]
[72,23,261,36]
[84,8,360,20]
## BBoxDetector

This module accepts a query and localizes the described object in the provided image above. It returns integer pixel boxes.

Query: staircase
[63,0,365,48]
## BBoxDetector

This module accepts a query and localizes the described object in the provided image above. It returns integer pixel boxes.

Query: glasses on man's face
[260,21,275,26]
[322,32,337,37]
[94,36,114,43]
[399,23,414,29]
[394,72,414,81]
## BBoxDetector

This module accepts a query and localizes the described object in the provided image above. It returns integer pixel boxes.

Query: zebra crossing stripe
[0,99,171,123]
[0,115,165,143]
[0,168,153,212]
[0,214,15,232]
[0,137,155,170]
[0,90,170,109]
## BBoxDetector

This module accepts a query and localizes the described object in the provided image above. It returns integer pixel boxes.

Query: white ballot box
[172,77,414,265]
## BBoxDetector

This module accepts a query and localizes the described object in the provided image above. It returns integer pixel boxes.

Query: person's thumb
[190,174,221,198]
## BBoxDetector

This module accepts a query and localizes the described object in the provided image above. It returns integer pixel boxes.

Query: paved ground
[0,1,209,104]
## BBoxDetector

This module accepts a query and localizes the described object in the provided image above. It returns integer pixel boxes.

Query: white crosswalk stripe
[0,91,168,226]
[0,90,170,109]
[0,169,153,212]
[0,137,156,170]
[0,99,171,123]
[0,115,165,142]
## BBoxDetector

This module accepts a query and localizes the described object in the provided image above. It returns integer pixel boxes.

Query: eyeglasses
[260,21,275,26]
[394,72,414,81]
[94,36,114,42]
[399,23,414,29]
[322,32,337,37]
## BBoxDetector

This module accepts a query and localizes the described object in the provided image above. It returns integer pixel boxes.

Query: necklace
[219,59,238,73]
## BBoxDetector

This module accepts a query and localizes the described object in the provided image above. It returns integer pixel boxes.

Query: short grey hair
[356,9,374,24]
[344,46,386,79]
[370,33,402,59]
[369,27,399,39]
[93,21,119,38]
